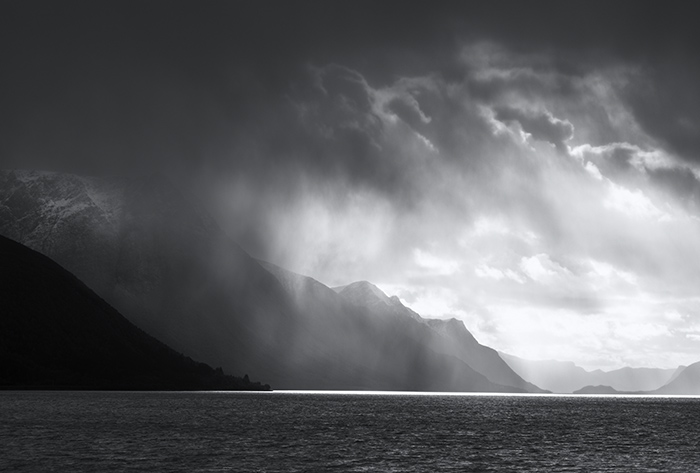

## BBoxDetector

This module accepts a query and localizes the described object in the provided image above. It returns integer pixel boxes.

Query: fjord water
[2,392,699,472]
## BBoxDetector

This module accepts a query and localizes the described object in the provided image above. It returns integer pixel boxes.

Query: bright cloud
[520,254,570,284]
[603,183,667,220]
[233,41,700,371]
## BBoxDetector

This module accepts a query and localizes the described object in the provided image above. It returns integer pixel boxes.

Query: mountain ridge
[6,169,688,393]
[260,261,526,392]
[650,361,700,395]
[1,169,532,392]
[324,274,546,392]
[500,352,681,393]
[333,280,425,322]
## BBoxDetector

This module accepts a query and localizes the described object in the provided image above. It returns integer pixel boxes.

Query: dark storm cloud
[386,96,431,132]
[284,64,420,201]
[575,141,700,213]
[622,62,700,165]
[0,1,454,194]
[2,0,700,254]
[2,0,700,174]
[575,144,642,186]
[493,106,574,153]
[649,167,700,211]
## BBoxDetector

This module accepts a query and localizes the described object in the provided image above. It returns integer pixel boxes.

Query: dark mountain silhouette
[0,234,269,390]
[0,170,528,391]
[332,281,547,393]
[500,353,679,393]
[0,169,302,387]
[573,385,623,394]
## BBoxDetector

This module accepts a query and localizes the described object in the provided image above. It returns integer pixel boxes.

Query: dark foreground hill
[0,169,298,387]
[0,235,270,391]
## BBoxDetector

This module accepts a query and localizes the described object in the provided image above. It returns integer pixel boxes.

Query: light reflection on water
[1,391,700,472]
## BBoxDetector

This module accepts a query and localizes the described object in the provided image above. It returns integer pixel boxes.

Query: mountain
[332,281,547,393]
[0,234,269,390]
[0,169,304,387]
[333,281,424,322]
[500,353,679,393]
[262,263,521,391]
[573,385,624,394]
[666,365,687,384]
[651,361,700,395]
[424,318,547,393]
[600,367,680,392]
[0,169,527,391]
[575,363,700,395]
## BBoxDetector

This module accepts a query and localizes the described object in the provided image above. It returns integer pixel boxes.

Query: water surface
[2,391,699,472]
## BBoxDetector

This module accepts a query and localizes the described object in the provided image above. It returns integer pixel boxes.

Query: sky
[3,1,700,370]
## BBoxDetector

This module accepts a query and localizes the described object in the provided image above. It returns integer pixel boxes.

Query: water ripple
[1,392,699,472]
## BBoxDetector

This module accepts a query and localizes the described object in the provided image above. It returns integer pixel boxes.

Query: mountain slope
[1,169,525,391]
[574,362,700,395]
[667,365,687,384]
[425,319,547,393]
[651,361,700,395]
[333,281,425,323]
[0,170,311,387]
[0,235,268,390]
[332,281,546,393]
[500,353,678,393]
[262,262,524,392]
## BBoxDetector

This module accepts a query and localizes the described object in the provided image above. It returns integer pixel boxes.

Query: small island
[573,385,624,395]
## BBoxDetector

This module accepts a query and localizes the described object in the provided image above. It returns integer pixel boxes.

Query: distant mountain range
[573,363,700,395]
[500,353,683,393]
[1,169,696,394]
[0,234,268,390]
